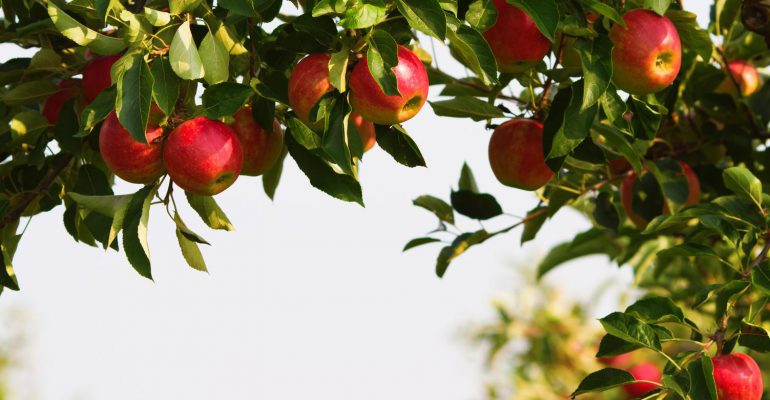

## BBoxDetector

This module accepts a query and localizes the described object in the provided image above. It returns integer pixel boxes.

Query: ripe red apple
[718,60,761,97]
[598,352,632,368]
[83,54,121,103]
[99,111,164,184]
[609,9,681,96]
[623,362,662,398]
[350,111,376,152]
[288,53,335,126]
[482,0,550,73]
[349,45,429,125]
[488,119,554,191]
[163,117,243,196]
[230,107,284,176]
[620,160,700,228]
[42,79,81,125]
[712,353,764,400]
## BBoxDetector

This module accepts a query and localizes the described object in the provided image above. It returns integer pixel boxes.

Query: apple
[482,0,551,74]
[712,353,764,400]
[350,111,376,152]
[620,160,700,228]
[230,107,284,176]
[42,79,81,125]
[163,117,243,196]
[99,111,164,184]
[288,53,334,126]
[718,60,761,97]
[623,362,662,398]
[598,353,632,368]
[83,54,121,103]
[488,119,554,191]
[609,9,681,96]
[349,45,429,125]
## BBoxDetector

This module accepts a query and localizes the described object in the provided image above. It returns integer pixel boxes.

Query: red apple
[163,117,243,196]
[623,362,662,398]
[609,9,681,96]
[713,353,764,400]
[598,353,633,368]
[42,79,81,125]
[99,111,164,184]
[482,0,551,73]
[488,119,554,191]
[230,107,284,176]
[620,160,700,228]
[349,45,429,125]
[718,60,761,97]
[83,54,121,103]
[288,53,334,126]
[350,111,376,152]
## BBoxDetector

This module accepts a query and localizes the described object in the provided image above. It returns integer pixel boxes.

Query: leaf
[150,57,179,116]
[751,262,770,297]
[574,36,612,110]
[429,96,504,121]
[413,195,455,224]
[507,0,558,41]
[465,0,497,31]
[173,213,208,272]
[592,122,643,174]
[446,23,498,86]
[521,207,548,244]
[95,0,111,22]
[328,45,350,93]
[436,230,490,277]
[185,192,235,231]
[667,10,713,61]
[537,229,620,279]
[450,191,503,220]
[738,322,770,353]
[169,0,202,14]
[122,185,157,280]
[375,124,426,168]
[571,368,634,397]
[1,80,59,106]
[285,133,364,205]
[625,296,684,324]
[545,81,597,159]
[596,334,641,358]
[687,356,718,400]
[339,1,388,29]
[170,21,205,80]
[48,2,127,55]
[395,0,447,40]
[403,237,442,251]
[77,86,116,137]
[202,82,254,119]
[115,53,154,144]
[644,0,672,16]
[723,167,763,209]
[320,96,355,175]
[199,29,230,85]
[599,312,662,351]
[262,148,286,200]
[144,7,171,26]
[458,163,479,192]
[366,29,400,96]
[583,0,624,25]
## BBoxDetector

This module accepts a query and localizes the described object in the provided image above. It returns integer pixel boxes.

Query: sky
[0,2,711,399]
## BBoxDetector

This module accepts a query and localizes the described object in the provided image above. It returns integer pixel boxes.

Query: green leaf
[723,167,763,209]
[69,192,132,249]
[199,29,230,85]
[339,1,388,29]
[94,0,111,22]
[173,213,208,272]
[53,100,82,154]
[537,229,620,279]
[413,195,455,224]
[170,21,204,80]
[78,86,117,137]
[582,0,624,25]
[545,81,596,158]
[458,163,479,192]
[403,237,442,251]
[429,96,504,121]
[465,0,497,31]
[751,262,770,297]
[115,53,154,144]
[219,0,276,18]
[1,80,59,106]
[592,122,642,174]
[436,230,490,277]
[395,0,447,40]
[599,312,662,350]
[144,7,171,26]
[521,207,548,244]
[328,45,350,93]
[625,296,684,324]
[320,96,355,175]
[122,185,158,280]
[687,356,718,400]
[169,0,202,14]
[574,36,612,110]
[738,321,770,353]
[262,148,286,200]
[150,57,179,116]
[450,191,503,220]
[48,2,127,55]
[571,368,634,397]
[596,334,641,358]
[285,133,364,205]
[667,10,713,61]
[366,29,400,96]
[374,124,426,167]
[446,23,498,86]
[644,0,672,16]
[202,82,254,119]
[185,192,235,231]
[507,0,558,42]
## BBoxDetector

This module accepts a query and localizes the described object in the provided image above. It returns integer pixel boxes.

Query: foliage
[1,0,770,396]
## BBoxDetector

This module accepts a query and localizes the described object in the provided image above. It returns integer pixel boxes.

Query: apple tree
[1,0,770,396]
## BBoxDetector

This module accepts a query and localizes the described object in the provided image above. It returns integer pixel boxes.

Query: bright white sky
[0,3,710,399]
